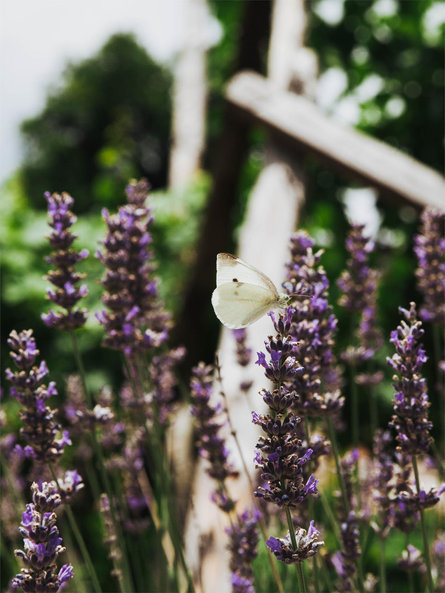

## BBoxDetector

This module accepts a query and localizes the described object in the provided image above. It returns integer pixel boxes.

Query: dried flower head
[266,521,324,564]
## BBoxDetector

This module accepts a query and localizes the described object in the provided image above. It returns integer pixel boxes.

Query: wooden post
[226,70,445,210]
[173,1,273,372]
[185,2,314,591]
[168,0,209,188]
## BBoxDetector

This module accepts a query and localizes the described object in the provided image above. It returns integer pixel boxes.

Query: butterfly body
[211,253,291,329]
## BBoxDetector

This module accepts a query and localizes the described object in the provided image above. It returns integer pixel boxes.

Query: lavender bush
[1,183,444,593]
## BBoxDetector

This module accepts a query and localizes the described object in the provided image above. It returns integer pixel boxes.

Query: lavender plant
[4,178,445,593]
[190,362,259,593]
[11,481,73,593]
[5,329,70,464]
[337,224,382,442]
[41,191,89,332]
[387,302,445,592]
[331,450,362,592]
[253,307,323,591]
[413,208,445,325]
[97,178,169,360]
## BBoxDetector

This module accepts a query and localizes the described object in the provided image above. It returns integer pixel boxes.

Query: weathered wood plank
[226,71,445,210]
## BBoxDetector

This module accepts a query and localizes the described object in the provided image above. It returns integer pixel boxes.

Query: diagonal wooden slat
[226,70,445,210]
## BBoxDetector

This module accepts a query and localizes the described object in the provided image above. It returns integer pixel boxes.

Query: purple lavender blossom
[371,430,394,539]
[337,224,382,367]
[397,544,426,574]
[64,375,114,434]
[253,308,319,509]
[433,533,445,591]
[226,509,259,593]
[99,494,123,582]
[56,470,84,503]
[232,329,253,392]
[148,346,185,426]
[266,520,324,564]
[5,330,70,463]
[232,329,252,368]
[190,363,238,512]
[42,191,88,331]
[337,224,378,314]
[387,303,433,455]
[414,208,445,324]
[332,511,361,592]
[331,450,362,592]
[284,232,343,418]
[11,481,73,592]
[97,178,169,357]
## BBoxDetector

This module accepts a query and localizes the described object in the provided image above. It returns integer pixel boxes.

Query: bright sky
[0,0,196,185]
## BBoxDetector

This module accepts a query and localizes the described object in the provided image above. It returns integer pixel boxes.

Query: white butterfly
[211,253,293,329]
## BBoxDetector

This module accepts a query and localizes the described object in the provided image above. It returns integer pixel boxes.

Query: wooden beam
[226,71,445,210]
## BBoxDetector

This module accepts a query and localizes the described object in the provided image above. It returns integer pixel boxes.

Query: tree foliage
[19,33,172,213]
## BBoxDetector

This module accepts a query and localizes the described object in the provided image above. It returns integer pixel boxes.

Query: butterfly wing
[216,253,279,297]
[211,282,278,329]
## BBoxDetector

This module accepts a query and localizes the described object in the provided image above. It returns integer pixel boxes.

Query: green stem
[48,463,102,593]
[70,331,94,408]
[70,335,133,592]
[379,537,386,593]
[318,490,341,546]
[412,455,434,593]
[127,353,193,592]
[1,530,19,578]
[320,554,334,593]
[296,563,306,593]
[433,324,444,459]
[326,417,349,515]
[285,507,307,593]
[349,364,359,455]
[303,417,320,593]
[369,383,378,440]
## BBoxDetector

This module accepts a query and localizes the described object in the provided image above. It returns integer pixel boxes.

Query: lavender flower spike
[42,191,88,331]
[337,223,382,366]
[5,330,70,463]
[226,509,259,593]
[10,481,73,592]
[190,363,239,512]
[284,231,343,417]
[387,303,433,455]
[414,207,445,324]
[97,178,169,357]
[253,309,319,508]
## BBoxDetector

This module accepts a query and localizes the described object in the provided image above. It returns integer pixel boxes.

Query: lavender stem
[326,417,349,514]
[70,331,93,408]
[379,538,386,593]
[412,454,434,593]
[433,324,445,459]
[303,416,321,593]
[48,462,102,593]
[284,507,305,593]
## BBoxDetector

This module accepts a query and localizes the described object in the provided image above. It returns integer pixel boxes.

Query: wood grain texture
[226,70,445,210]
